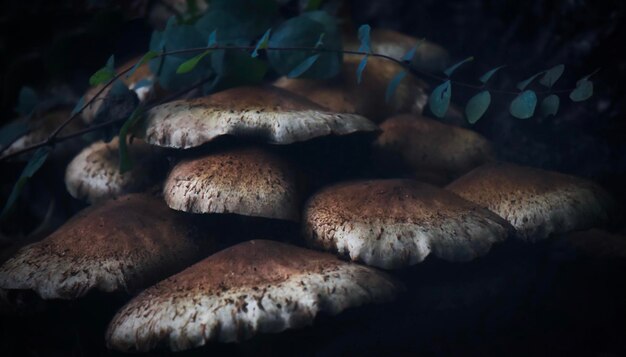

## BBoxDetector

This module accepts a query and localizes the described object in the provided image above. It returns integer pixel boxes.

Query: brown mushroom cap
[138,86,377,149]
[372,114,495,184]
[65,137,164,204]
[446,163,615,241]
[164,147,300,221]
[0,194,212,300]
[106,239,402,352]
[303,179,513,269]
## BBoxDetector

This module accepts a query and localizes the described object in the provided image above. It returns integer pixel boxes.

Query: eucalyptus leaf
[71,96,85,117]
[1,147,50,220]
[356,55,368,84]
[288,54,321,78]
[428,80,452,118]
[176,51,211,74]
[315,33,325,48]
[569,79,593,102]
[479,65,505,84]
[516,72,544,91]
[207,30,218,47]
[126,51,159,79]
[444,56,473,77]
[540,94,560,117]
[539,64,565,88]
[358,24,371,53]
[465,90,491,124]
[0,120,29,149]
[15,87,39,117]
[90,55,116,86]
[510,90,537,119]
[252,28,271,57]
[402,43,420,62]
[385,71,407,103]
[195,0,277,43]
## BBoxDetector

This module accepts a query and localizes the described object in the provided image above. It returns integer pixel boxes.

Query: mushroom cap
[274,55,428,122]
[106,239,402,351]
[138,86,377,149]
[303,179,513,269]
[65,137,163,204]
[372,114,495,184]
[446,163,615,241]
[164,147,300,221]
[0,194,212,300]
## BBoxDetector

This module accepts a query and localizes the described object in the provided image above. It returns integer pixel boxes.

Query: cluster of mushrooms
[0,29,619,353]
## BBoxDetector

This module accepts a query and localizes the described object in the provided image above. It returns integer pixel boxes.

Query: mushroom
[65,136,164,204]
[164,147,300,221]
[303,179,513,269]
[105,239,402,352]
[372,114,495,185]
[446,162,615,241]
[0,194,213,300]
[137,86,377,149]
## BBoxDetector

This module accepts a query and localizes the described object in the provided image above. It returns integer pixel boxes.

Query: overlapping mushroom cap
[164,147,300,221]
[446,163,615,241]
[138,86,377,149]
[304,179,513,269]
[106,239,402,352]
[0,194,212,300]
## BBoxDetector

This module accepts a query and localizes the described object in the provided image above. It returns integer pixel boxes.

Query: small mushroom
[0,194,213,300]
[303,179,513,269]
[65,136,164,203]
[372,114,495,185]
[138,86,377,149]
[106,239,402,352]
[446,162,615,241]
[164,147,300,221]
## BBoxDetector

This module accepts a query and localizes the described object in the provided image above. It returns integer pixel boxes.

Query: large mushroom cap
[164,147,300,221]
[65,137,163,203]
[304,179,512,269]
[446,163,615,241]
[372,114,495,184]
[0,194,212,300]
[106,239,402,352]
[138,86,377,149]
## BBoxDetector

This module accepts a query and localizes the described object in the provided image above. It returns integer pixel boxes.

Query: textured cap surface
[446,163,615,241]
[372,115,494,184]
[65,136,163,203]
[139,86,377,148]
[303,179,512,269]
[106,239,402,351]
[0,194,212,300]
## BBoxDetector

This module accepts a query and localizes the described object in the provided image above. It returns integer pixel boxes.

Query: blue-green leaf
[516,72,544,91]
[126,51,159,79]
[465,90,491,124]
[288,54,321,78]
[207,30,218,47]
[510,90,537,119]
[1,147,50,219]
[385,71,407,103]
[540,94,560,117]
[479,65,505,84]
[356,55,368,84]
[539,64,564,88]
[176,50,211,74]
[315,33,325,48]
[118,108,144,173]
[252,28,271,57]
[444,56,473,77]
[90,55,116,86]
[402,43,420,62]
[70,96,85,117]
[15,86,39,117]
[357,24,371,53]
[569,79,593,102]
[428,80,452,117]
[195,0,277,43]
[0,120,29,149]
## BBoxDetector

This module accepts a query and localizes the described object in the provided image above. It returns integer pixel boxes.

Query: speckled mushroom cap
[0,194,212,300]
[274,55,428,123]
[303,179,513,269]
[372,114,495,184]
[138,86,377,149]
[106,239,402,352]
[65,136,164,204]
[164,147,300,221]
[446,163,615,242]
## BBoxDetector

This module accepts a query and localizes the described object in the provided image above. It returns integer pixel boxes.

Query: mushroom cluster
[0,29,620,355]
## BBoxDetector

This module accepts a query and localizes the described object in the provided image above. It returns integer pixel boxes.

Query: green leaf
[516,72,544,91]
[402,43,421,62]
[90,55,116,86]
[252,28,271,57]
[479,65,505,84]
[428,80,452,118]
[357,24,371,53]
[118,108,144,173]
[126,51,159,79]
[176,50,211,74]
[569,79,593,102]
[15,86,39,117]
[540,94,560,117]
[385,71,407,103]
[0,120,29,149]
[288,54,321,78]
[510,90,537,119]
[356,55,368,84]
[305,0,324,11]
[1,147,50,220]
[465,90,491,124]
[444,56,473,77]
[539,64,565,88]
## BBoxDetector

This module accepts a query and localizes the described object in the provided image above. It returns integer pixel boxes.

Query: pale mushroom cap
[164,147,300,221]
[0,194,212,300]
[65,137,163,204]
[106,239,402,352]
[372,114,495,183]
[446,163,615,242]
[303,179,513,269]
[139,86,377,149]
